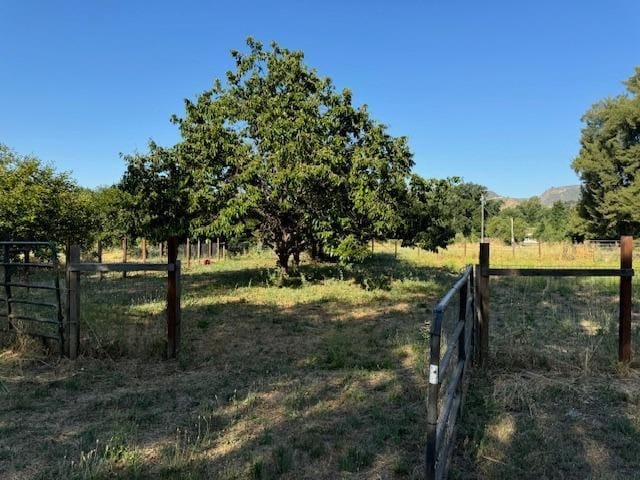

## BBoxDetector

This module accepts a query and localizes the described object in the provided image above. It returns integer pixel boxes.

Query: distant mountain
[538,185,581,206]
[487,185,581,208]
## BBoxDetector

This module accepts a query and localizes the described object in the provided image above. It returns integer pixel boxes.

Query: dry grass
[451,274,640,480]
[0,244,456,479]
[1,241,639,479]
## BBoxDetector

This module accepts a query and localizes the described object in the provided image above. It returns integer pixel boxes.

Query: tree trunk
[293,250,301,269]
[276,248,290,277]
[310,241,319,261]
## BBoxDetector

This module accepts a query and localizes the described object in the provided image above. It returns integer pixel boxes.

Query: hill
[487,185,580,208]
[538,185,580,206]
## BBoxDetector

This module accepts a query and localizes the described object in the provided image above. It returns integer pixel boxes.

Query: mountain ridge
[487,185,580,207]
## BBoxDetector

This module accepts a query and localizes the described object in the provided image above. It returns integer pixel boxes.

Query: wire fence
[488,274,638,372]
[73,270,169,359]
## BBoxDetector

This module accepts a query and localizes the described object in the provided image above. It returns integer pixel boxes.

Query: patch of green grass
[339,445,375,472]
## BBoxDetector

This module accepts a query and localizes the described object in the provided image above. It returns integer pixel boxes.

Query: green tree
[572,66,640,238]
[515,197,544,226]
[486,208,528,244]
[170,39,413,274]
[121,142,194,243]
[536,201,571,241]
[90,185,136,247]
[0,144,96,247]
[401,175,460,251]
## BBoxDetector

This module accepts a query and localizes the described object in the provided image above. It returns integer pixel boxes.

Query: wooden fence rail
[477,236,634,363]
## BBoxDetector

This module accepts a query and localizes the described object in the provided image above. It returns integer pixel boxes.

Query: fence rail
[426,265,475,480]
[477,236,634,363]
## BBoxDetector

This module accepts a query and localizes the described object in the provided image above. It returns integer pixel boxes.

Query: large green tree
[572,67,640,238]
[169,39,413,273]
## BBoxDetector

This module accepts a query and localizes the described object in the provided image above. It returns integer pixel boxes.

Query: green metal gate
[0,241,64,354]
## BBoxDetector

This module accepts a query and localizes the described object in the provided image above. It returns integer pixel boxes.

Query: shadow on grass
[0,255,454,479]
[449,276,640,480]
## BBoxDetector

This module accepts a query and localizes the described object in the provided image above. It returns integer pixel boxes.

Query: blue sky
[1,1,638,197]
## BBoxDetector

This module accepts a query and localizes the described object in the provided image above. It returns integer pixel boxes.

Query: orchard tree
[0,144,96,247]
[120,142,194,243]
[448,181,494,239]
[401,175,460,251]
[572,66,640,238]
[90,185,136,246]
[171,39,413,274]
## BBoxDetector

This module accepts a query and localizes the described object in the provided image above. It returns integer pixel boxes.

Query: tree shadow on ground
[449,277,640,480]
[0,256,453,479]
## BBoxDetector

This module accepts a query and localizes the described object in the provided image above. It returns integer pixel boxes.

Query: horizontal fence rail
[426,265,475,480]
[65,239,181,359]
[477,236,634,363]
[486,268,634,277]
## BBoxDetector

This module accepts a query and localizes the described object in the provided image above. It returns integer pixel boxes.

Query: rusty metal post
[619,236,633,362]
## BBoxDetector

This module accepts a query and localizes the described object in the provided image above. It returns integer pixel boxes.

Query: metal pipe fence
[426,265,475,480]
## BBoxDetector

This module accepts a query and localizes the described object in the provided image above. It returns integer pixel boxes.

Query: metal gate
[0,241,64,354]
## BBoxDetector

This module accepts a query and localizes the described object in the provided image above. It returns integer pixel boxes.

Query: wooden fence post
[97,239,104,281]
[478,242,490,363]
[122,237,128,279]
[394,240,398,259]
[66,245,81,359]
[160,242,164,258]
[3,244,13,331]
[167,237,180,358]
[186,239,191,268]
[197,238,201,264]
[141,238,147,263]
[217,237,221,261]
[619,235,632,362]
[65,239,70,270]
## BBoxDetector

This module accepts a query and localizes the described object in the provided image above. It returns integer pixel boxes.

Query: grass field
[1,241,639,479]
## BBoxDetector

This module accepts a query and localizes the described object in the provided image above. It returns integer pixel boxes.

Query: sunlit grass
[1,240,638,479]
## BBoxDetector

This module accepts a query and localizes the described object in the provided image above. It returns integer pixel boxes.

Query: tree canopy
[125,39,415,273]
[0,144,96,247]
[572,66,640,238]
